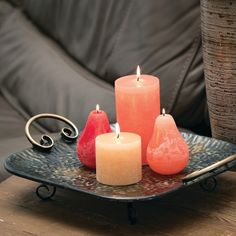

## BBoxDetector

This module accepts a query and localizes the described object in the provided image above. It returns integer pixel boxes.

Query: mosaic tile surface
[5,132,236,201]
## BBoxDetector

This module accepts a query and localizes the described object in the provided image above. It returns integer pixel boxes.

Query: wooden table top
[0,172,236,236]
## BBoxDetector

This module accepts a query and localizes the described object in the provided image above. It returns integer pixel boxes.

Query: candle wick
[96,104,101,113]
[162,108,166,116]
[136,65,141,81]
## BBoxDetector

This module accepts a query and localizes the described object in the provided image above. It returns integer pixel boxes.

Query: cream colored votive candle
[96,124,142,186]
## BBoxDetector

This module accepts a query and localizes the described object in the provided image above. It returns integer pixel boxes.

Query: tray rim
[4,132,236,202]
[5,157,236,202]
[4,160,184,202]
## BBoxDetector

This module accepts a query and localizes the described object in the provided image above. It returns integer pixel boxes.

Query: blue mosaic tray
[4,132,236,202]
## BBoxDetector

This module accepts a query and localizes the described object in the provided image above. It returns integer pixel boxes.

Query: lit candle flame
[162,108,166,116]
[115,122,120,139]
[96,104,100,113]
[136,65,141,81]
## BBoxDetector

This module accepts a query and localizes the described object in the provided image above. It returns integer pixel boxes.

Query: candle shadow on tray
[13,171,236,235]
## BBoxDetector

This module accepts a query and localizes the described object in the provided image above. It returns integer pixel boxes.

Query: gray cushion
[21,0,208,130]
[0,93,42,140]
[0,3,116,132]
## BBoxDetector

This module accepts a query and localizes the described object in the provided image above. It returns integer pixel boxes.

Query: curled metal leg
[127,202,137,225]
[36,184,56,200]
[200,177,217,192]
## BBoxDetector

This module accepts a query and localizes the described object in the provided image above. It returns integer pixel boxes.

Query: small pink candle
[77,104,111,169]
[115,66,160,165]
[147,109,189,175]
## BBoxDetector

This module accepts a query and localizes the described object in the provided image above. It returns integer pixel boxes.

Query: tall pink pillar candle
[115,66,160,165]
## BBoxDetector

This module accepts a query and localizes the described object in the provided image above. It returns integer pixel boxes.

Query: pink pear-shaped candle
[77,104,111,169]
[147,109,189,175]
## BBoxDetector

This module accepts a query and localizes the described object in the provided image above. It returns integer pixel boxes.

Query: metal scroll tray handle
[25,113,79,152]
[182,154,236,181]
[182,153,236,191]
